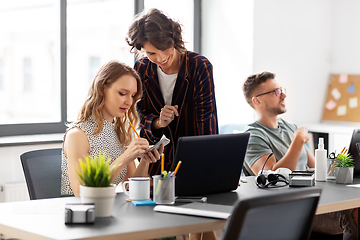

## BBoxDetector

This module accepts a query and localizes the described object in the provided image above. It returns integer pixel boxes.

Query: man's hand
[293,127,310,144]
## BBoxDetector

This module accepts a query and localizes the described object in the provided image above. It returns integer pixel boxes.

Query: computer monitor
[348,129,360,176]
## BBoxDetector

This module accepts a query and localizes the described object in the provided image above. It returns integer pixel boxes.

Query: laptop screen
[348,129,360,176]
[173,133,250,196]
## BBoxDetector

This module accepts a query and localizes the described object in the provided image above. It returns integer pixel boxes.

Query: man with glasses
[242,72,357,239]
[242,71,314,176]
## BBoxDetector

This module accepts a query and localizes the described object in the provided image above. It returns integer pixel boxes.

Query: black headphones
[255,153,289,189]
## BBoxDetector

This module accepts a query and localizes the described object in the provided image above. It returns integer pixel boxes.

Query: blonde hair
[73,60,142,146]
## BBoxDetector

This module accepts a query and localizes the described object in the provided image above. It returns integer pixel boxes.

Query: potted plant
[334,153,354,184]
[76,152,118,217]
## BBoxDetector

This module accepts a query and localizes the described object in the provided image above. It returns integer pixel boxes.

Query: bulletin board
[322,74,360,123]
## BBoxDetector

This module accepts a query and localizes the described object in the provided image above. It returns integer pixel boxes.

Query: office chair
[221,188,321,240]
[20,148,62,200]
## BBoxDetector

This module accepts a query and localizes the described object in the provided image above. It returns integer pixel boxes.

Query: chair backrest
[20,148,62,200]
[221,188,321,240]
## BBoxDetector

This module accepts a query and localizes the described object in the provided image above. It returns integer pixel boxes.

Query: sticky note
[339,74,348,84]
[337,105,347,116]
[347,83,355,93]
[132,200,156,206]
[349,97,358,109]
[325,100,337,111]
[331,88,341,100]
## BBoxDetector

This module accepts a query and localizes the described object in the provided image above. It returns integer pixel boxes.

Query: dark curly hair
[126,8,186,55]
[243,72,276,107]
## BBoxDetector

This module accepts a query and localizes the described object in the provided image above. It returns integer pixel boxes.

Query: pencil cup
[326,158,336,180]
[152,175,175,205]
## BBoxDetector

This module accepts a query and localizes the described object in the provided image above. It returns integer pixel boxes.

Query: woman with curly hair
[61,60,163,197]
[127,8,219,178]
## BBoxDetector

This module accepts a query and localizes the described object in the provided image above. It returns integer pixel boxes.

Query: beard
[267,106,287,115]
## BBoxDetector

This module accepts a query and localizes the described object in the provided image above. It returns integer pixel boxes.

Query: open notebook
[154,202,233,219]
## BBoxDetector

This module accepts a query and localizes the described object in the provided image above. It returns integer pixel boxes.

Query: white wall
[202,0,255,126]
[204,0,360,127]
[331,0,360,73]
[253,0,333,125]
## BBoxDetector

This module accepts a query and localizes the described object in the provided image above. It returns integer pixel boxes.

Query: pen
[161,154,164,172]
[129,121,140,138]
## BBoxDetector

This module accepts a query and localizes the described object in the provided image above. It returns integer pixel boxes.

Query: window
[88,57,100,83]
[0,0,200,137]
[144,0,194,51]
[0,0,61,127]
[66,0,134,122]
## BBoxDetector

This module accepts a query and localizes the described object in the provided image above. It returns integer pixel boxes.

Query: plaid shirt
[134,51,219,176]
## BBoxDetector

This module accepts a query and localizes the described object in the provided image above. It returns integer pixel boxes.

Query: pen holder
[326,158,336,180]
[152,175,175,205]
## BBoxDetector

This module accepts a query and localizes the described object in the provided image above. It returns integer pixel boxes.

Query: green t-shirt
[244,118,309,175]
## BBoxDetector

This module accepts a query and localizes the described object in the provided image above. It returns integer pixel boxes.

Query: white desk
[1,177,360,240]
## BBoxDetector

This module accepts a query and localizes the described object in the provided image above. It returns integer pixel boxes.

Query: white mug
[122,177,150,200]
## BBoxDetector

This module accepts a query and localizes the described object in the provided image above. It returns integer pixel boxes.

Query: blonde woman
[61,60,163,196]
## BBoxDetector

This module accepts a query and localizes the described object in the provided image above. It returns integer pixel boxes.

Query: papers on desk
[346,184,360,188]
[154,202,233,219]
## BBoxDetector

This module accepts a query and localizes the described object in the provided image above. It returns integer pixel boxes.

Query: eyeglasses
[256,87,286,97]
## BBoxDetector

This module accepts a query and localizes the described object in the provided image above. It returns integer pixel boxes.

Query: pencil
[328,161,337,175]
[340,147,346,154]
[162,161,182,198]
[329,147,347,175]
[161,154,164,172]
[129,121,140,138]
[173,161,182,177]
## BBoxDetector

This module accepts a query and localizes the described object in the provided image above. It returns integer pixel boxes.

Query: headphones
[255,153,289,189]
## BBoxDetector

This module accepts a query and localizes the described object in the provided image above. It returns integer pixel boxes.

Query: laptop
[348,129,360,176]
[172,132,250,196]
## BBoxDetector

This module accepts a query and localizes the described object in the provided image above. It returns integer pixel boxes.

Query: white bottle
[315,138,327,181]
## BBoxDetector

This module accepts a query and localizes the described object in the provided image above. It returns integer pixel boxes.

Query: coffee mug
[122,177,150,200]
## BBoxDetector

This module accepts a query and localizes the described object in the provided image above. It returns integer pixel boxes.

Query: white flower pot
[80,184,116,217]
[335,167,354,184]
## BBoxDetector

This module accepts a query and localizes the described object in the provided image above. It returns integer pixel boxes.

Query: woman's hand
[154,105,179,129]
[141,143,164,163]
[123,138,149,163]
[130,143,165,178]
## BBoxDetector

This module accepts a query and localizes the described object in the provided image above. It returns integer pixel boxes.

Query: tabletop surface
[1,176,360,240]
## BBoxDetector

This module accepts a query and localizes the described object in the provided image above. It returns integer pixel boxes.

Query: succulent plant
[76,152,116,187]
[335,153,354,168]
